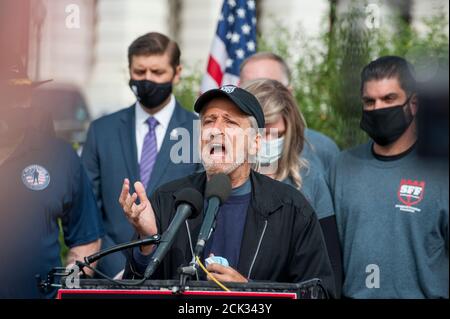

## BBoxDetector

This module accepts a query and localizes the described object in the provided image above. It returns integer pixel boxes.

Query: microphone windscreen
[205,173,232,204]
[174,188,204,219]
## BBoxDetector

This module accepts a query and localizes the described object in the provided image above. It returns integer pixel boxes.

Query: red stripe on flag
[206,56,223,86]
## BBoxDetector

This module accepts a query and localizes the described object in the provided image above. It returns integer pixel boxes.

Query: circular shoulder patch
[22,165,51,191]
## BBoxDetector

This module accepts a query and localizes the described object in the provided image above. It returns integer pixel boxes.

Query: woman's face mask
[259,136,285,165]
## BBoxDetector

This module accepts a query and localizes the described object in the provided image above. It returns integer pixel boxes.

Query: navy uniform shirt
[0,128,104,298]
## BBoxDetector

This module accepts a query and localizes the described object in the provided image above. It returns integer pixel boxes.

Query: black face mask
[360,97,414,146]
[129,79,172,109]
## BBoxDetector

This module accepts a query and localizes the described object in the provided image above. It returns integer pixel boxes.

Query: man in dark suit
[82,32,201,277]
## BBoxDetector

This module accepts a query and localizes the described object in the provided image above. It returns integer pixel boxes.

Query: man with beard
[0,58,103,298]
[329,56,449,298]
[82,32,201,277]
[119,85,336,297]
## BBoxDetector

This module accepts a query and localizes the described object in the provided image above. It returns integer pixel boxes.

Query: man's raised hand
[119,178,158,240]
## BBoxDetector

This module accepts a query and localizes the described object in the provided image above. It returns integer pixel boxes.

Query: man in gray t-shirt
[330,56,449,298]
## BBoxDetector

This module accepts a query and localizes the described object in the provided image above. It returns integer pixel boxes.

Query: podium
[57,279,326,299]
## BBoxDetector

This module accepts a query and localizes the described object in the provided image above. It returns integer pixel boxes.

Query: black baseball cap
[194,85,265,128]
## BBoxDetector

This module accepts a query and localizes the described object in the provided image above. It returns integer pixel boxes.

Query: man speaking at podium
[119,86,336,297]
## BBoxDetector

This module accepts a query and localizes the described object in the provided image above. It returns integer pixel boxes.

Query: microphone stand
[177,257,199,294]
[176,201,220,293]
[176,232,211,293]
[37,235,161,294]
[83,234,161,265]
[176,214,214,293]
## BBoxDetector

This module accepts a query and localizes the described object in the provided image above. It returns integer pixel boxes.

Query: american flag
[200,0,257,93]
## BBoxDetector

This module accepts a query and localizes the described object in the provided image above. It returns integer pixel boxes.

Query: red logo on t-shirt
[397,179,426,207]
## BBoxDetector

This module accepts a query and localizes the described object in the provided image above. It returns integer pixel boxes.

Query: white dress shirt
[135,95,176,163]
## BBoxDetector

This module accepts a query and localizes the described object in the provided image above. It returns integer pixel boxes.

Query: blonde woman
[243,79,342,297]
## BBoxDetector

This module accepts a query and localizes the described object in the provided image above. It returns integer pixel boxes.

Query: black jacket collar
[180,170,284,218]
[248,170,284,217]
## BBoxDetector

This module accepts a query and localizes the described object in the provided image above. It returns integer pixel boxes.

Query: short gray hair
[240,52,292,86]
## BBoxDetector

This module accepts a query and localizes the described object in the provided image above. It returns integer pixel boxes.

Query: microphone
[194,173,232,257]
[143,187,203,279]
[83,235,161,265]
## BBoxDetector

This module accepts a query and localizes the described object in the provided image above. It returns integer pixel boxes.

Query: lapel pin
[170,129,178,139]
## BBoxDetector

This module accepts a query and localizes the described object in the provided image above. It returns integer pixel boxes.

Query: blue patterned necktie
[140,117,159,188]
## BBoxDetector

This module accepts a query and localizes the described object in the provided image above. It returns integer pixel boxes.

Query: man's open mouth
[210,143,226,158]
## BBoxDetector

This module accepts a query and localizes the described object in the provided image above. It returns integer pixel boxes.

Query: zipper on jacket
[247,219,268,279]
